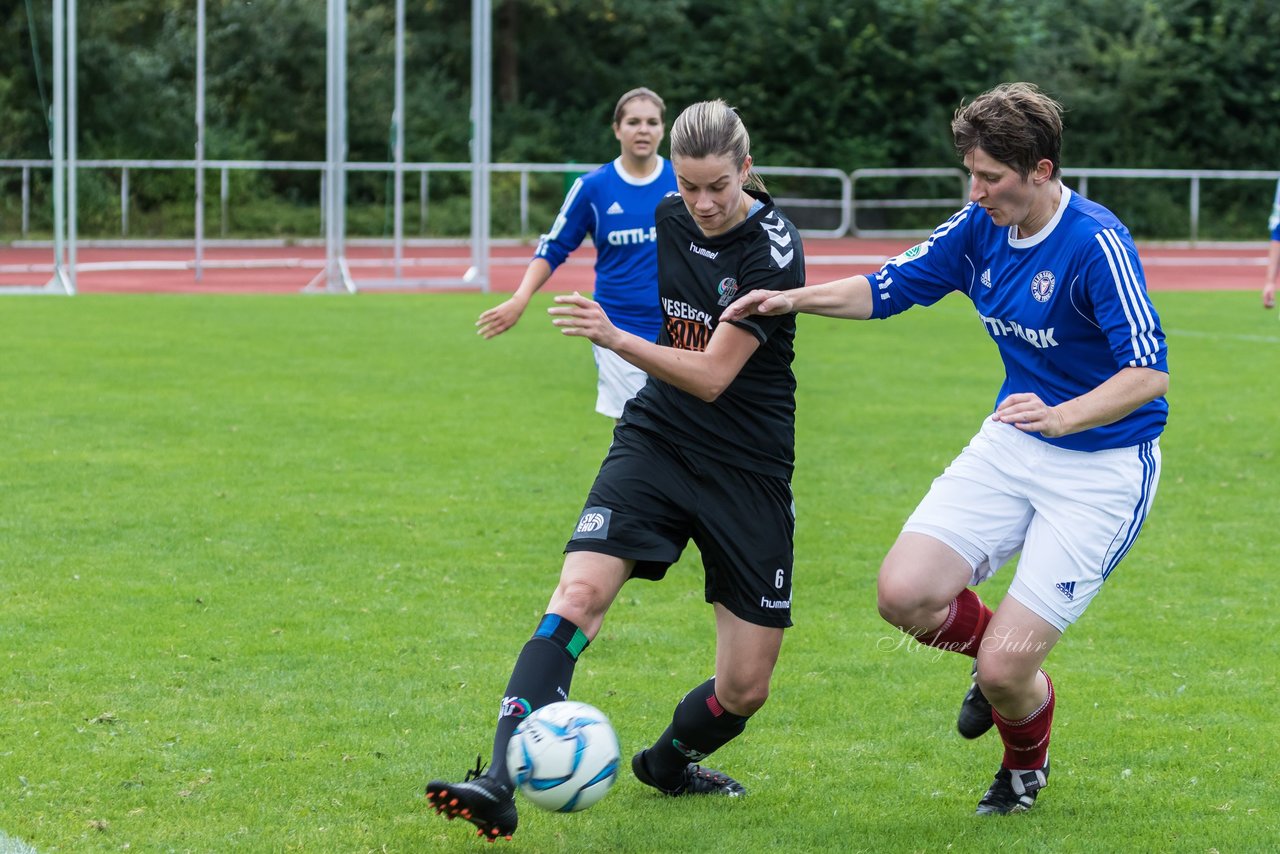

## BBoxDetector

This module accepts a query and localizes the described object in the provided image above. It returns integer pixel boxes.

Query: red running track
[0,239,1268,294]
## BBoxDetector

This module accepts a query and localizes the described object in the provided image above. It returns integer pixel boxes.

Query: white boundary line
[1166,328,1280,344]
[0,831,38,854]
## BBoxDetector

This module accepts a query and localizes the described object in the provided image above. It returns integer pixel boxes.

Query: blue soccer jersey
[1269,178,1280,241]
[868,186,1168,451]
[535,157,677,342]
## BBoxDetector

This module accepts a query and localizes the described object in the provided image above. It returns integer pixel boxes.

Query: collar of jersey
[612,156,667,187]
[1008,183,1070,250]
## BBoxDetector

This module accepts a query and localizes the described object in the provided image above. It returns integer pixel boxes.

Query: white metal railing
[0,159,852,241]
[850,167,969,238]
[1062,167,1280,243]
[4,159,1279,244]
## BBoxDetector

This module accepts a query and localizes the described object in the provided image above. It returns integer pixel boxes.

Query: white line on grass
[1166,328,1280,344]
[0,831,38,854]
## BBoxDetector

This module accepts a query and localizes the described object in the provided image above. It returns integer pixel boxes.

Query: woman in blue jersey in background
[723,82,1168,816]
[476,87,677,419]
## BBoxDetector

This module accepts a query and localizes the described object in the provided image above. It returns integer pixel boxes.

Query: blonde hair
[670,99,765,191]
[613,87,665,125]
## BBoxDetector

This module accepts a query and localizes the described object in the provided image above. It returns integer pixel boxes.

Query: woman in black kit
[426,99,805,842]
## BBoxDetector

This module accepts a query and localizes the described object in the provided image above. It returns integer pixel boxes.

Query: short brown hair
[952,82,1063,179]
[613,87,665,125]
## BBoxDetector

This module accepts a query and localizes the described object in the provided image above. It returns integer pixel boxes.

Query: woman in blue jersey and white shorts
[476,87,677,419]
[722,82,1168,816]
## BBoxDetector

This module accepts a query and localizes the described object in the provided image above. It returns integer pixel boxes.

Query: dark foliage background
[2,0,1278,238]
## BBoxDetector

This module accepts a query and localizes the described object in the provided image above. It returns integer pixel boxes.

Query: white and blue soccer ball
[505,700,620,812]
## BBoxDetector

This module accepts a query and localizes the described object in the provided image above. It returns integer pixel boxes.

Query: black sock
[642,678,750,784]
[487,613,590,784]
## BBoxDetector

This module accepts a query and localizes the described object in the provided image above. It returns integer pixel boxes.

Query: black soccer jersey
[619,190,805,478]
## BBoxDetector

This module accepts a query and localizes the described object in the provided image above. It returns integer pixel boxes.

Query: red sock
[993,671,1055,769]
[915,588,992,657]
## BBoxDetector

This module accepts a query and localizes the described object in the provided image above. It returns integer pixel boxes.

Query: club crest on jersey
[716,277,740,306]
[1030,270,1056,302]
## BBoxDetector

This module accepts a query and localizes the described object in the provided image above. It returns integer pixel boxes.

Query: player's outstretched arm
[476,258,554,339]
[720,274,875,322]
[550,292,756,402]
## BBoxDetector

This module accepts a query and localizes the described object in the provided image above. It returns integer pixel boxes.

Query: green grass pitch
[0,290,1273,852]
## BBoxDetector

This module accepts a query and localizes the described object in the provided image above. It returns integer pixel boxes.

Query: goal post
[339,0,492,292]
[1,0,75,295]
[4,0,494,295]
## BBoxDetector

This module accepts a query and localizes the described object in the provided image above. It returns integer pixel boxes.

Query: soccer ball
[505,700,620,812]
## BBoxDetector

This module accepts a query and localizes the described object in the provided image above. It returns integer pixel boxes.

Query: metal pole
[326,0,338,287]
[51,0,65,278]
[420,171,427,234]
[393,0,405,279]
[21,165,30,238]
[195,0,206,281]
[1189,175,1200,246]
[67,0,77,292]
[466,0,491,290]
[221,167,229,237]
[338,0,347,284]
[121,167,128,236]
[323,0,349,291]
[519,169,528,236]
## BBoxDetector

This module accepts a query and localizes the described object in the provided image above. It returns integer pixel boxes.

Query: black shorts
[565,426,795,628]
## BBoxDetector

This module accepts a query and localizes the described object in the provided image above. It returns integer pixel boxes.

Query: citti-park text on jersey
[979,314,1059,349]
[606,226,657,246]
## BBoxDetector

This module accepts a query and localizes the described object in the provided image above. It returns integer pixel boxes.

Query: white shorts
[592,344,648,419]
[902,417,1161,631]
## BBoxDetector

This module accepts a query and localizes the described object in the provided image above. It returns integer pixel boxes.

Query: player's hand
[1263,283,1276,310]
[992,392,1069,437]
[476,297,528,339]
[719,289,791,322]
[548,292,622,349]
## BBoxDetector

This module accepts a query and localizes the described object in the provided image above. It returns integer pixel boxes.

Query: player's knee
[547,578,611,631]
[975,657,1035,706]
[714,677,769,717]
[876,573,924,628]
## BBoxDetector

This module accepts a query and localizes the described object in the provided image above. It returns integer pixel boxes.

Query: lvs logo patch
[1030,270,1056,302]
[716,277,739,306]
